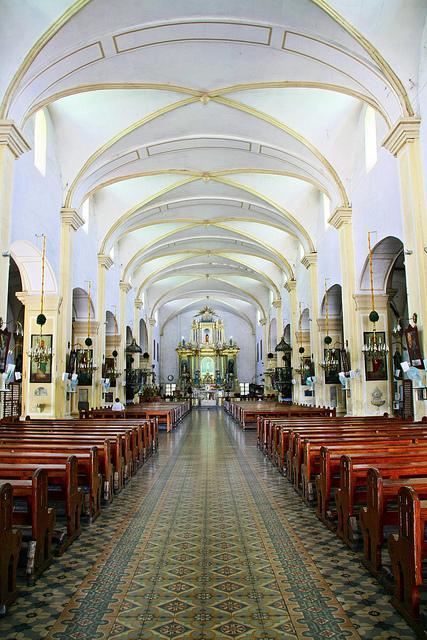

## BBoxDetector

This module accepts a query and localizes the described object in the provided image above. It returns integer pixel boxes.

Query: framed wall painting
[76,348,93,386]
[363,331,388,381]
[29,334,53,383]
[301,357,314,385]
[0,327,11,373]
[405,324,423,368]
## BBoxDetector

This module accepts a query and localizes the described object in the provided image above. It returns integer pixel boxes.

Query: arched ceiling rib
[2,1,421,330]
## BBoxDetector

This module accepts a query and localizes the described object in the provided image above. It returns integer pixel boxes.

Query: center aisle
[0,409,415,640]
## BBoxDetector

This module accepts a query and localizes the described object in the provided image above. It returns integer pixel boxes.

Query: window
[323,193,330,228]
[81,198,90,234]
[364,106,377,172]
[34,109,47,176]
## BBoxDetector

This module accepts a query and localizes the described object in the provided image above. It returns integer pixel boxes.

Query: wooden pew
[5,468,55,583]
[388,486,427,624]
[0,433,116,500]
[0,456,82,554]
[336,456,427,547]
[360,468,427,576]
[316,444,427,525]
[0,482,21,616]
[0,448,101,522]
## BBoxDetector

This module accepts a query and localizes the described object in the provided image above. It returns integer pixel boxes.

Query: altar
[176,306,239,393]
[193,386,224,407]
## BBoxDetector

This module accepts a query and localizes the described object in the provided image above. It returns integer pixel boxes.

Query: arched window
[364,106,377,172]
[34,109,47,176]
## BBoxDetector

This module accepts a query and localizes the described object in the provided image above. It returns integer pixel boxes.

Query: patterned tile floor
[0,409,417,640]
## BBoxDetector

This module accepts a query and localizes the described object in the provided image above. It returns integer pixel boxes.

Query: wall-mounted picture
[324,348,341,384]
[0,327,11,373]
[76,348,93,386]
[30,334,53,383]
[405,324,423,368]
[301,357,314,385]
[363,331,388,381]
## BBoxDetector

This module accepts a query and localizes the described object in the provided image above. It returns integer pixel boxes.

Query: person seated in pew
[111,398,125,412]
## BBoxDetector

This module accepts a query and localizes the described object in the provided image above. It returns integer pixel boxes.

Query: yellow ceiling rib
[64,97,199,207]
[119,221,294,281]
[311,0,413,117]
[0,0,91,119]
[133,253,279,297]
[209,81,391,127]
[212,95,349,207]
[161,299,254,334]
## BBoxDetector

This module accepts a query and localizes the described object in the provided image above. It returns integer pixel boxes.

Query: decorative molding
[119,281,132,294]
[135,298,143,310]
[149,317,156,327]
[284,279,296,293]
[382,118,421,157]
[0,120,30,158]
[272,299,282,308]
[353,293,390,312]
[301,252,317,269]
[98,253,113,269]
[328,206,352,229]
[259,319,267,326]
[60,207,85,231]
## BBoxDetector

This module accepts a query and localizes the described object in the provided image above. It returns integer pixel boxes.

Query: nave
[0,409,415,640]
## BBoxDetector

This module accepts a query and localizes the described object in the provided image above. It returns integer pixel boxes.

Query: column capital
[328,206,352,229]
[98,253,113,269]
[259,318,267,326]
[60,207,85,231]
[272,299,282,309]
[284,279,296,293]
[119,280,132,294]
[135,298,143,310]
[301,252,317,269]
[382,117,421,157]
[0,120,30,158]
[148,317,156,327]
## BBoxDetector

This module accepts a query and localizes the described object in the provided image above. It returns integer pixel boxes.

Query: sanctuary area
[1,2,427,639]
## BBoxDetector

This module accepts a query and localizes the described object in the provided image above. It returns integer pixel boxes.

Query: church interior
[1,1,427,638]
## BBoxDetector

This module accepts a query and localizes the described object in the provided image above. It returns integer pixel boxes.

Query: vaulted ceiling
[2,0,424,330]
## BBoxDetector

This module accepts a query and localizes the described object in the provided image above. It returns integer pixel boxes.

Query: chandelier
[319,280,339,373]
[27,235,54,366]
[362,232,389,356]
[294,302,313,375]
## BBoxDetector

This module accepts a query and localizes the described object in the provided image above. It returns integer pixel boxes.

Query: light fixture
[362,232,389,356]
[27,235,54,366]
[319,280,339,373]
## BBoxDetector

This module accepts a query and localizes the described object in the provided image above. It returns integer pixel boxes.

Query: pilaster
[301,252,324,406]
[383,118,427,391]
[118,281,132,402]
[55,207,85,416]
[94,253,114,405]
[0,121,30,322]
[328,206,364,415]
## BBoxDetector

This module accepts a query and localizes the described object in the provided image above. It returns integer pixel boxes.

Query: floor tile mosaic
[0,409,417,639]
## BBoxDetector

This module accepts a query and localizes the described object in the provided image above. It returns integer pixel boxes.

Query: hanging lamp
[362,232,389,356]
[320,280,339,372]
[27,235,53,365]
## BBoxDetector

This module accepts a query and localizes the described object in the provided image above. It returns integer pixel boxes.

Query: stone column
[301,252,324,406]
[272,298,283,367]
[118,281,131,402]
[328,207,364,415]
[55,208,85,417]
[284,280,299,403]
[133,298,143,369]
[94,254,113,406]
[383,119,427,354]
[0,121,30,321]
